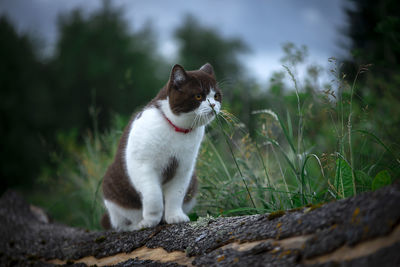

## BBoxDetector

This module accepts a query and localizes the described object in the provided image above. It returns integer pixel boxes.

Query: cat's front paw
[165,211,190,224]
[135,219,160,230]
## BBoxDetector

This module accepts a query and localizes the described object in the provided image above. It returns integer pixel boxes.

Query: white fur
[105,90,221,231]
[104,200,142,231]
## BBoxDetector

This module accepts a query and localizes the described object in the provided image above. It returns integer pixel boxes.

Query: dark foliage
[0,17,51,192]
[0,2,167,193]
[344,0,400,142]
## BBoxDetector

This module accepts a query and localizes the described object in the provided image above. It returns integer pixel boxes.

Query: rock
[0,183,400,266]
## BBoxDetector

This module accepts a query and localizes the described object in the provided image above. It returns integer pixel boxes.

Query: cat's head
[166,63,222,128]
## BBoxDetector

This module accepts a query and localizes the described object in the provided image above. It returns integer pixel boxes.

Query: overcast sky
[0,0,351,82]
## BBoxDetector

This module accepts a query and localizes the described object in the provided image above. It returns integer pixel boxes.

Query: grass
[193,59,399,218]
[29,58,399,230]
[29,115,127,230]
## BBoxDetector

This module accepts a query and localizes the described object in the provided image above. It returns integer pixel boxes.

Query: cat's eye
[195,94,202,101]
[214,93,220,100]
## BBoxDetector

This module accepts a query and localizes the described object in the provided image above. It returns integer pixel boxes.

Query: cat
[101,63,222,231]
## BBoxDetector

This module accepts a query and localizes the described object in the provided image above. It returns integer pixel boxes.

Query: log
[1,182,400,266]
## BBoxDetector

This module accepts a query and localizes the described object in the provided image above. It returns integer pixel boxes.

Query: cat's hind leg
[104,200,142,231]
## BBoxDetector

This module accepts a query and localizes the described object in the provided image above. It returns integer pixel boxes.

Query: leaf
[372,170,391,191]
[188,212,199,221]
[355,170,372,192]
[335,158,354,198]
[286,109,293,140]
[291,193,302,207]
[276,113,296,154]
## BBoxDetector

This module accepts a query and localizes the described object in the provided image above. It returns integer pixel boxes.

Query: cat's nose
[210,103,215,108]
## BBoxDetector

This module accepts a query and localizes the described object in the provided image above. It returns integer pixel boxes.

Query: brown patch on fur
[100,213,111,230]
[184,173,198,203]
[102,114,142,210]
[147,64,222,114]
[162,157,179,184]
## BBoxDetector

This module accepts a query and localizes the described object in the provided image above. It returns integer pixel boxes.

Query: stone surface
[1,182,400,266]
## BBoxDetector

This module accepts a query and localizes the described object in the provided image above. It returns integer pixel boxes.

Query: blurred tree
[0,1,169,193]
[0,16,51,193]
[175,15,248,82]
[343,0,400,143]
[50,0,167,132]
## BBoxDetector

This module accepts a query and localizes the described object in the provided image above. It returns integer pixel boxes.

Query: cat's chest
[126,107,204,161]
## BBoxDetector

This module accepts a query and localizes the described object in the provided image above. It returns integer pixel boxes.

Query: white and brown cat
[101,63,222,231]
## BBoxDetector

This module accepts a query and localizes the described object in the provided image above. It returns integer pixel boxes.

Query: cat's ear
[199,63,215,78]
[170,64,187,87]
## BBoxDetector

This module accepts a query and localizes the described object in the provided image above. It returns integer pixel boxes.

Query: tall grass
[193,59,399,218]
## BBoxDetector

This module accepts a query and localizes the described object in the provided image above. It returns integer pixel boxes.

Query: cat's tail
[100,213,112,230]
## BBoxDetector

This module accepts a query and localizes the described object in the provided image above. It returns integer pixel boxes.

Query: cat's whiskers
[191,113,200,128]
[200,114,206,126]
[217,78,232,90]
[193,113,203,128]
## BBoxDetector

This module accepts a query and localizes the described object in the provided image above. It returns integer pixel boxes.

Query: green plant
[29,114,128,230]
[193,54,399,218]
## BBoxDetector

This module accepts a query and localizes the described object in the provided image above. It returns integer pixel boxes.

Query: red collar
[162,113,192,134]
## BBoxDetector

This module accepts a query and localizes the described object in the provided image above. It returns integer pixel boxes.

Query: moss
[304,202,324,213]
[363,225,370,234]
[95,236,106,243]
[190,214,215,228]
[185,246,193,255]
[217,255,225,262]
[288,207,303,213]
[351,207,361,224]
[353,207,360,216]
[309,203,323,211]
[279,250,292,259]
[270,247,281,254]
[268,210,286,220]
